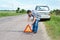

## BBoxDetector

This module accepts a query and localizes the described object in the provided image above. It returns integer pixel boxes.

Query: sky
[0,0,60,10]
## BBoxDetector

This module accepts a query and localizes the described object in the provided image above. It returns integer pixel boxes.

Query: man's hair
[27,10,31,14]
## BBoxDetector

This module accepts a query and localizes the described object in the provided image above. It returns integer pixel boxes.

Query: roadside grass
[45,15,60,40]
[0,10,26,17]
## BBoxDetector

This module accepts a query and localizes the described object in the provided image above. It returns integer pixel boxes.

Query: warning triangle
[24,24,32,32]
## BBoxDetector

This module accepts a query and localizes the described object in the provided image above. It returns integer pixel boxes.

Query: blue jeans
[32,19,39,32]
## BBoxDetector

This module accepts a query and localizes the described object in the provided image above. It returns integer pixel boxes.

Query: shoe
[33,32,37,34]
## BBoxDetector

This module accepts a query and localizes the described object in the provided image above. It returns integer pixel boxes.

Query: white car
[32,6,50,20]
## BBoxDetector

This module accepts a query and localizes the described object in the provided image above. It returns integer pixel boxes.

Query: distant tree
[20,9,26,13]
[50,9,60,15]
[55,9,60,15]
[16,7,20,13]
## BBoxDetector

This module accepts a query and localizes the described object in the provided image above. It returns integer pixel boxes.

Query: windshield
[35,6,49,11]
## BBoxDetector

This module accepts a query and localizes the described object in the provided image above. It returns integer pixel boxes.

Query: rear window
[35,6,49,11]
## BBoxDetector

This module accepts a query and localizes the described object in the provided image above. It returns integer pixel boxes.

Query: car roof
[36,5,49,7]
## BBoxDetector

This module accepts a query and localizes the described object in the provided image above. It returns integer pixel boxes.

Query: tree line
[16,7,60,15]
[16,7,26,13]
[50,9,60,15]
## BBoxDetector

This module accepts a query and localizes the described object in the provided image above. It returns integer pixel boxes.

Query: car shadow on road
[39,19,50,22]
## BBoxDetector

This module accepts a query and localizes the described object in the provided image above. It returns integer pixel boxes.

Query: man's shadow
[5,30,34,35]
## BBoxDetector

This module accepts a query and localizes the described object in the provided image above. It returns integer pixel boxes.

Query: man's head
[27,10,32,15]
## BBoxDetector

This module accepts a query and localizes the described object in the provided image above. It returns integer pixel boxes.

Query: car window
[35,6,49,11]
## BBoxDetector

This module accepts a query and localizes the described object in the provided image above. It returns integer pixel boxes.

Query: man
[27,10,39,33]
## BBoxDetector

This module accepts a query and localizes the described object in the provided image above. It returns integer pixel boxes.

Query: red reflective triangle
[24,24,32,32]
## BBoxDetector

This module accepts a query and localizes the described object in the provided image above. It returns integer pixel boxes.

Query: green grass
[0,10,26,17]
[45,15,60,40]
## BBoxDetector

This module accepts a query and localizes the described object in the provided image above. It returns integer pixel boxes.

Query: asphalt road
[0,14,50,40]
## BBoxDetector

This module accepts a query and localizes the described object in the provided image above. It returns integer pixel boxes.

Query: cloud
[0,0,22,10]
[0,0,35,10]
[0,0,60,10]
